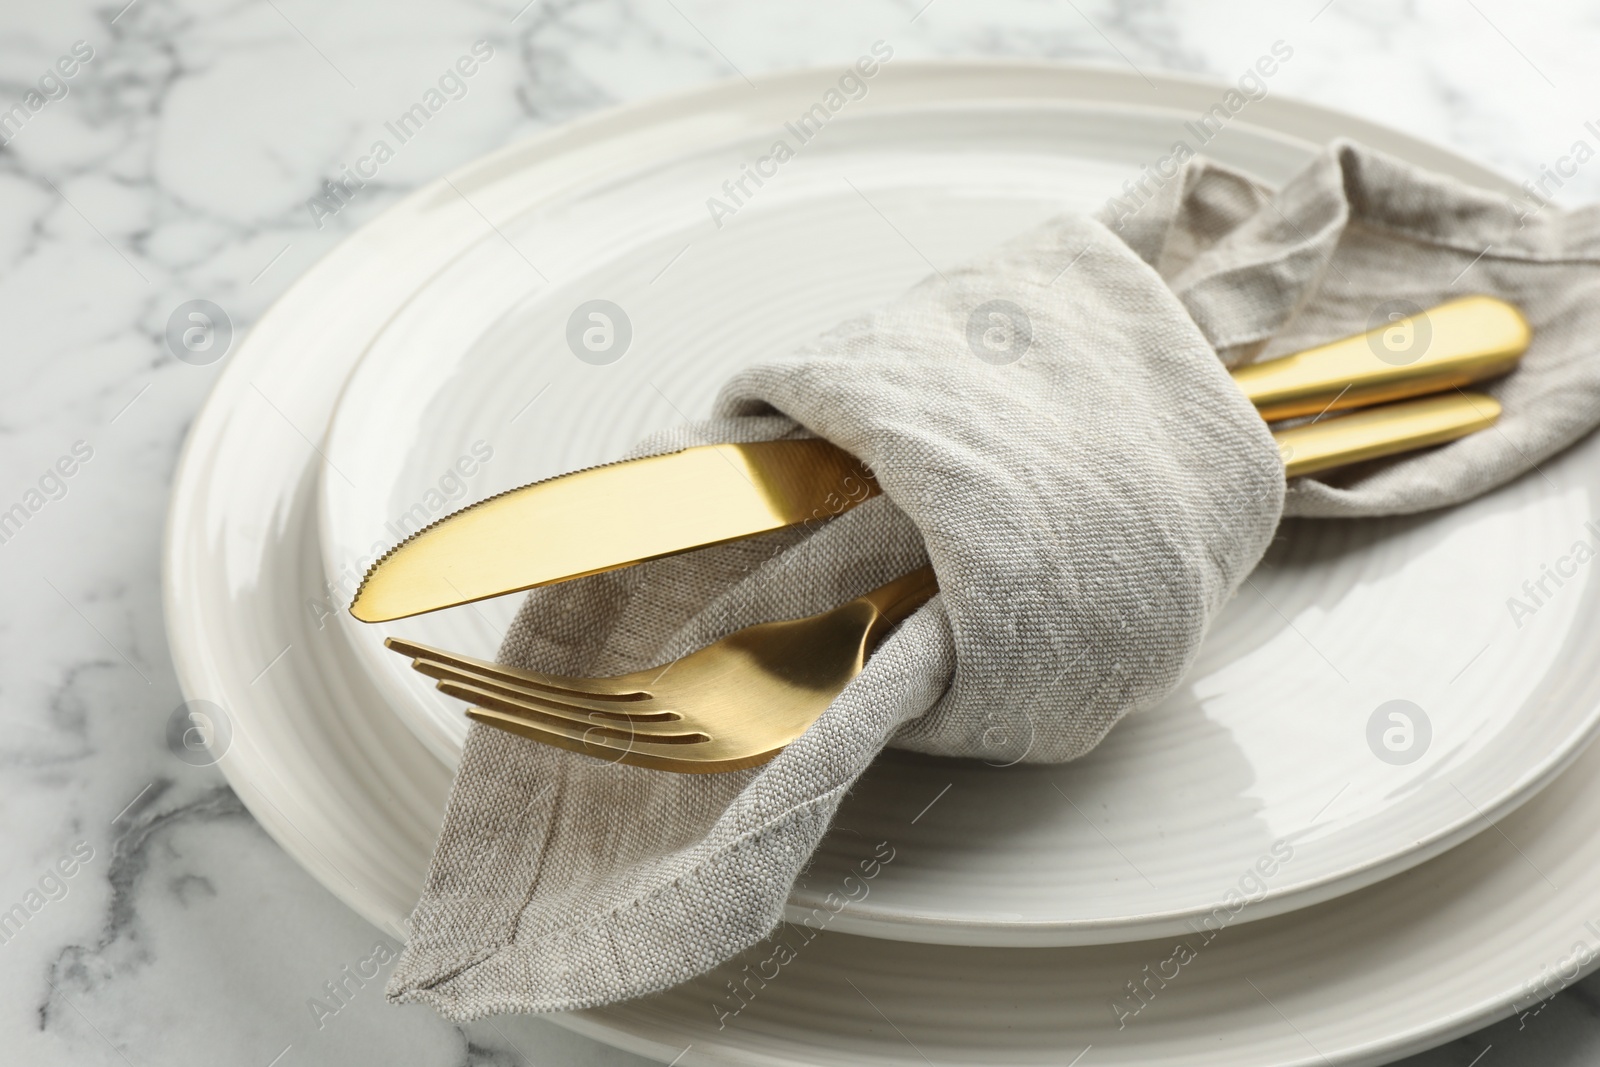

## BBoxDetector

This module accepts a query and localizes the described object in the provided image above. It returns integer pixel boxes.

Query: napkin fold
[389,140,1600,1018]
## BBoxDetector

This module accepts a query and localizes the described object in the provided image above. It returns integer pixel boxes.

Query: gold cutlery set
[353,295,1530,772]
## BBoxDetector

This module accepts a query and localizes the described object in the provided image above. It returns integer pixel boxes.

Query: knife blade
[349,439,878,622]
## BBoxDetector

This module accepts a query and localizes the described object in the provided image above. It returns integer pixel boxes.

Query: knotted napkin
[389,140,1600,1017]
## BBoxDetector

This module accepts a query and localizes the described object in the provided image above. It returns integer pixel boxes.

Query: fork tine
[389,565,941,772]
[410,660,680,720]
[463,707,770,774]
[437,680,709,743]
[385,637,653,701]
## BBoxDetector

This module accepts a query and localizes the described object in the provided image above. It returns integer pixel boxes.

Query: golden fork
[388,388,1502,772]
[386,567,939,773]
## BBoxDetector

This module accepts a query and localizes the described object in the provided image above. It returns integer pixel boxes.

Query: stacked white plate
[165,62,1600,1064]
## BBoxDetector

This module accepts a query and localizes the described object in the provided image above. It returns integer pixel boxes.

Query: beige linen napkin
[389,140,1600,1018]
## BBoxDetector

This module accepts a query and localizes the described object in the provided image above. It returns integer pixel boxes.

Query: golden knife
[350,297,1525,623]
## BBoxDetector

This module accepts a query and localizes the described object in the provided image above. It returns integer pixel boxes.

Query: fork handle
[1230,295,1528,421]
[859,566,940,647]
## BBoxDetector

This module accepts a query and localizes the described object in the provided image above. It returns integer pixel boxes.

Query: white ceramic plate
[165,63,1600,1064]
[313,63,1600,948]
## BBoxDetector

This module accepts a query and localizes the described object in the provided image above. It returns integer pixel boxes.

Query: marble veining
[2,0,1599,1063]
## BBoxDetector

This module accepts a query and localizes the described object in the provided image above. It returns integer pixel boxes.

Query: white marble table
[3,0,1597,1063]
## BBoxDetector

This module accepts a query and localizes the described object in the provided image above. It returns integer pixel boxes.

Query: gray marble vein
[0,0,1596,1063]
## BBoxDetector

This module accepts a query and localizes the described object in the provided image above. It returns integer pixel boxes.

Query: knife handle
[1272,391,1500,479]
[1232,295,1529,422]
